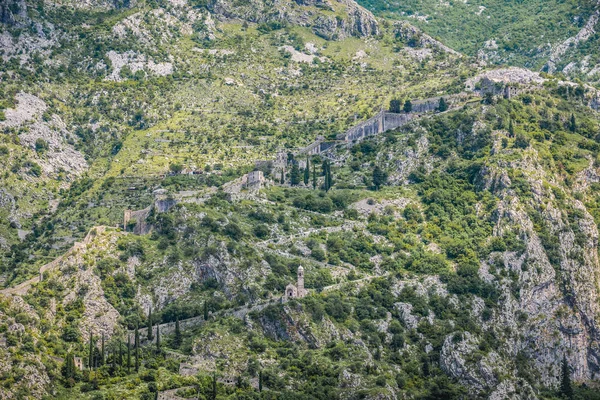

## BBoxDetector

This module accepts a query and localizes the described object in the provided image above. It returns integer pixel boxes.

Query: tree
[372,166,387,190]
[438,97,448,112]
[118,340,123,366]
[303,158,310,185]
[259,370,263,392]
[127,334,132,372]
[290,163,301,185]
[147,308,153,341]
[156,324,161,351]
[389,98,401,113]
[280,169,284,184]
[61,353,77,386]
[312,164,317,189]
[174,317,182,348]
[169,163,183,174]
[403,99,412,113]
[88,331,94,370]
[322,160,332,191]
[204,301,209,320]
[508,119,515,137]
[560,356,574,399]
[134,324,140,372]
[101,332,105,366]
[570,113,577,132]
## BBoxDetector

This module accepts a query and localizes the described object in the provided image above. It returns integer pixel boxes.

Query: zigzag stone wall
[337,111,414,142]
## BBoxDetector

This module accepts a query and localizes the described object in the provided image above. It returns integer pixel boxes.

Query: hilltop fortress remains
[122,67,600,232]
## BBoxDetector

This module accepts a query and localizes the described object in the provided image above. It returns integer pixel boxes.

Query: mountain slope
[3,0,600,399]
[356,0,600,81]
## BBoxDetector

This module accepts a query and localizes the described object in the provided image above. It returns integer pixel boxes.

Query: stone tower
[297,265,305,297]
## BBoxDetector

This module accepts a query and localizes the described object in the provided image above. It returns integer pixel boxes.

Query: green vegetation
[2,0,600,398]
[357,0,597,72]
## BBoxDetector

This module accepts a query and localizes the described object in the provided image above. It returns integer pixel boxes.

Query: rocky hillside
[357,0,600,82]
[2,0,600,399]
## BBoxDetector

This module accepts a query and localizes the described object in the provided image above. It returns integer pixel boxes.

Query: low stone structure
[123,206,152,234]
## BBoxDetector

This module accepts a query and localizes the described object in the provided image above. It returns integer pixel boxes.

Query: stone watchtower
[297,265,306,298]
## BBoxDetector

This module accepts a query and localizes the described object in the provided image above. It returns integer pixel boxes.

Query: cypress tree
[147,308,153,341]
[258,370,263,392]
[303,158,310,185]
[389,98,401,113]
[88,331,93,370]
[174,317,182,348]
[101,332,105,366]
[127,334,132,372]
[438,97,448,112]
[321,160,330,191]
[570,113,577,132]
[156,324,161,351]
[372,166,387,190]
[508,119,515,137]
[280,169,284,184]
[134,324,140,372]
[290,163,301,185]
[312,164,317,189]
[403,99,412,113]
[62,352,75,383]
[560,355,574,399]
[204,301,209,320]
[112,347,116,370]
[322,160,332,192]
[119,340,123,366]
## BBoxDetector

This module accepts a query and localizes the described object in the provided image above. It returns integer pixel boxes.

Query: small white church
[282,266,307,301]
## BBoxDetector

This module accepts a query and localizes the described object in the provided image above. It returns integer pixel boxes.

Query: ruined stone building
[283,266,307,300]
[244,170,265,191]
[123,206,152,234]
[480,77,520,99]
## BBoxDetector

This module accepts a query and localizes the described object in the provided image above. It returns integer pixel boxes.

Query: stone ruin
[480,77,520,99]
[123,206,152,235]
[244,170,265,191]
[222,170,268,201]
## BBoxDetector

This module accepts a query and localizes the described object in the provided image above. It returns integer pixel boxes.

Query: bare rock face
[208,0,378,40]
[43,0,136,11]
[471,141,600,388]
[440,332,501,392]
[0,0,27,26]
[0,92,88,177]
[544,9,600,74]
[393,21,459,55]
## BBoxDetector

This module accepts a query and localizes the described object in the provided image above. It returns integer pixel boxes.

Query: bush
[253,224,270,239]
[35,138,49,153]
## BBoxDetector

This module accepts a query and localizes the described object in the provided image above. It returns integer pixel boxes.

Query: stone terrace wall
[383,112,414,131]
[338,110,385,141]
